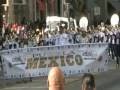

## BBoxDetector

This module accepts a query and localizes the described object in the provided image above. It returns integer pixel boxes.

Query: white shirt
[81,37,88,43]
[99,32,105,37]
[59,33,69,45]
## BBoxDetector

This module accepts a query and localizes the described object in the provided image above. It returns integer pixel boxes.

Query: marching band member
[81,31,88,43]
[43,32,49,46]
[74,28,82,43]
[98,29,105,43]
[104,28,110,43]
[68,31,74,44]
[87,32,93,43]
[54,30,60,46]
[3,36,9,49]
[100,22,105,31]
[58,29,69,45]
[114,27,120,68]
[93,29,99,43]
[47,31,54,46]
[108,26,119,60]
[60,31,69,45]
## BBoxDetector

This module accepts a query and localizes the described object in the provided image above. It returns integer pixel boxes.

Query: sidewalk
[0,76,80,88]
[108,59,117,70]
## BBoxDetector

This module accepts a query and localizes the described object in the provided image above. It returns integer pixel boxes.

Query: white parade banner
[0,43,109,79]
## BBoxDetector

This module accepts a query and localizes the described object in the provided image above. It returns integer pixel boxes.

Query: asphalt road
[66,69,120,90]
[0,68,120,90]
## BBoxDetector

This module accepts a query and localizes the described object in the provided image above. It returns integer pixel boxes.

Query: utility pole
[61,0,65,17]
[104,0,108,23]
[0,1,3,28]
[34,0,37,21]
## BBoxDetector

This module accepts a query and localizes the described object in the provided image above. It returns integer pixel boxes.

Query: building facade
[85,0,120,25]
[1,0,64,23]
[1,0,120,24]
[4,0,36,23]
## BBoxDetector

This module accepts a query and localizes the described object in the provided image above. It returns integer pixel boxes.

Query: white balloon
[79,16,88,30]
[110,14,119,26]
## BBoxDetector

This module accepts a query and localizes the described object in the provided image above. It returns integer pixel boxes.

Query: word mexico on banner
[0,43,109,79]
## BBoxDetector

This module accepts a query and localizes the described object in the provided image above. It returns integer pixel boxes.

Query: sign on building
[94,6,100,16]
[12,0,26,5]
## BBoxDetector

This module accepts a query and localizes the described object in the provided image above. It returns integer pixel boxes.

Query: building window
[14,0,23,3]
[13,0,26,5]
[1,0,6,4]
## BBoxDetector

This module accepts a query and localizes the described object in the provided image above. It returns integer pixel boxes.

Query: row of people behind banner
[2,25,120,46]
[0,23,120,60]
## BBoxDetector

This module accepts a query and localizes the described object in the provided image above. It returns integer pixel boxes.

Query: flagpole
[34,0,37,21]
[46,0,48,17]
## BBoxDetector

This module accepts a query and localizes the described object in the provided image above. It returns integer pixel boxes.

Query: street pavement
[0,68,120,90]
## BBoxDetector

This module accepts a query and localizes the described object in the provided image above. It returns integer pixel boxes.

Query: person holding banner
[115,27,120,69]
[81,31,88,43]
[81,73,96,90]
[98,29,105,43]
